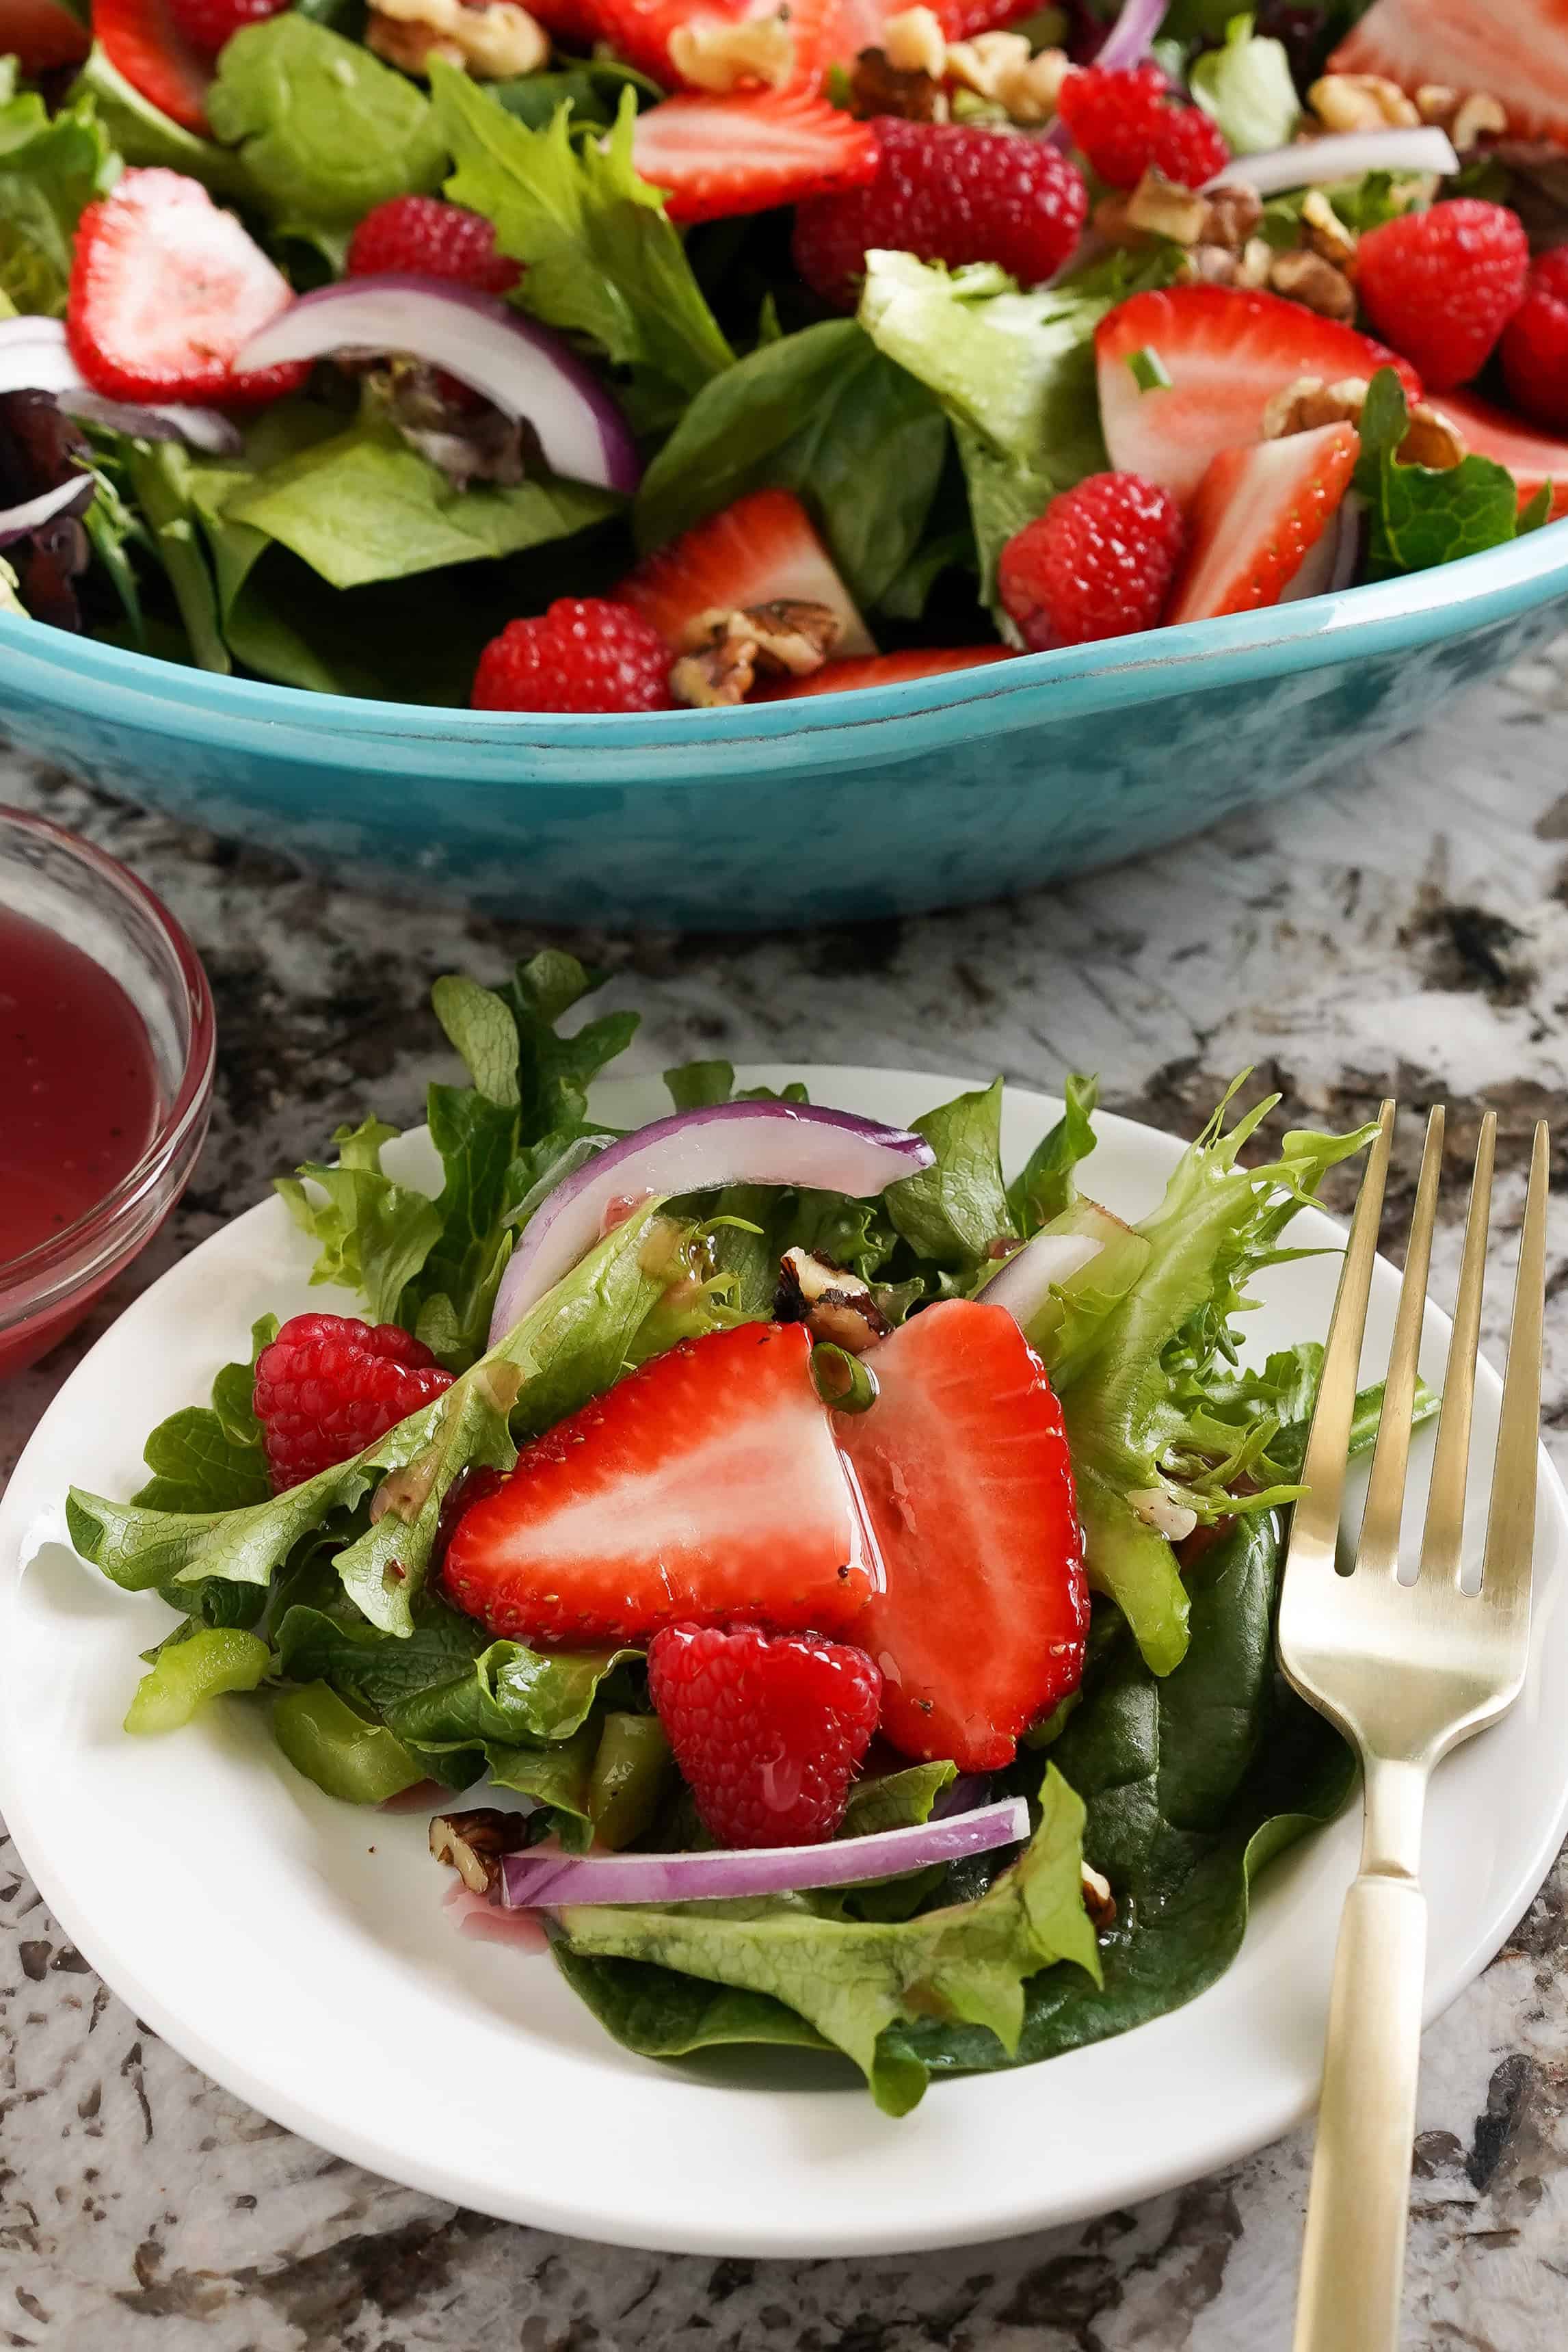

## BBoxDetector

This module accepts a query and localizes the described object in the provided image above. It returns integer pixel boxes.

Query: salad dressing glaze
[0,903,160,1266]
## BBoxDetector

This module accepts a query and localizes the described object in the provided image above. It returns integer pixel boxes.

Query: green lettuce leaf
[881,1511,1353,2080]
[839,1760,957,1837]
[1008,1072,1098,1235]
[632,317,948,611]
[132,1315,277,1514]
[72,44,248,192]
[433,66,733,417]
[276,1112,444,1324]
[886,1077,1017,1270]
[1189,14,1301,153]
[207,17,447,228]
[221,417,622,592]
[556,1765,1099,2113]
[1355,367,1524,579]
[1053,1085,1373,1673]
[66,1198,691,1636]
[0,81,118,316]
[274,1595,490,1710]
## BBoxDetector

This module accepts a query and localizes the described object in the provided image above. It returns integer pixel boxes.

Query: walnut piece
[944,30,1065,123]
[1201,182,1264,252]
[669,8,793,91]
[1416,83,1507,150]
[368,0,548,79]
[1300,187,1357,269]
[1307,72,1420,132]
[1268,248,1356,322]
[1081,1861,1117,1932]
[1261,373,1467,468]
[429,1808,531,1894]
[847,44,947,122]
[670,599,842,706]
[1126,167,1210,245]
[775,1247,891,1354]
[881,3,945,78]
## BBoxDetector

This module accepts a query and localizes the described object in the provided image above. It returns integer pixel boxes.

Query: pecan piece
[1081,1861,1117,1932]
[847,44,947,122]
[669,599,842,707]
[1268,248,1357,323]
[429,1808,531,1894]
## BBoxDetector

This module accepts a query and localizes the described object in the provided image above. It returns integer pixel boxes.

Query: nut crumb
[669,8,793,91]
[367,0,548,77]
[1268,247,1357,322]
[1307,72,1419,132]
[847,43,947,120]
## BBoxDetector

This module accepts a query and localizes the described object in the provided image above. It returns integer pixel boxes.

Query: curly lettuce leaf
[631,317,948,611]
[207,16,446,228]
[432,66,733,419]
[1355,367,1524,579]
[1189,14,1301,153]
[556,1765,1099,2114]
[66,1199,692,1636]
[1053,1086,1374,1673]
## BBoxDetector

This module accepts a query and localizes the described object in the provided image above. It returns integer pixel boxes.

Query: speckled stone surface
[4,646,1568,2350]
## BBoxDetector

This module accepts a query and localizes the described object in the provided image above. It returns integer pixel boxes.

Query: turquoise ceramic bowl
[4,524,1566,931]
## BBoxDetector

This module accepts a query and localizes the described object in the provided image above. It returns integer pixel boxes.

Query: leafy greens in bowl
[61,954,1424,2113]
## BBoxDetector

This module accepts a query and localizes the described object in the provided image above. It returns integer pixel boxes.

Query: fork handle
[1292,1870,1428,2352]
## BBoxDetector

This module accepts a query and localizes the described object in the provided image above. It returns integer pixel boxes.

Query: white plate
[1,1068,1565,2259]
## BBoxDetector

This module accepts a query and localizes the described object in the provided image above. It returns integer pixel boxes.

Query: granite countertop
[3,645,1567,2350]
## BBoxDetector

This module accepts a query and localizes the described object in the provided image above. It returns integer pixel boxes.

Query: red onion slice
[0,317,241,453]
[499,1794,1031,1907]
[237,274,640,494]
[0,471,94,548]
[487,1099,935,1344]
[1206,126,1458,195]
[979,1228,1106,1329]
[1095,0,1166,71]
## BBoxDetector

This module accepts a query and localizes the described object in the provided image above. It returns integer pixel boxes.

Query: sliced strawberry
[759,646,1012,697]
[595,0,831,94]
[67,169,305,406]
[1165,421,1359,626]
[0,0,91,73]
[1429,388,1568,525]
[1330,0,1568,147]
[1097,285,1420,507]
[94,0,211,135]
[618,487,876,655]
[630,85,880,225]
[440,1323,875,1648]
[838,1299,1087,1771]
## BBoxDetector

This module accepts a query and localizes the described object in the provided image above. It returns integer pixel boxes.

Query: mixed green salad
[0,0,1564,709]
[64,957,1430,2112]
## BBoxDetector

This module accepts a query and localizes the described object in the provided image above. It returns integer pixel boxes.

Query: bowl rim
[1,512,1566,767]
[0,807,217,1332]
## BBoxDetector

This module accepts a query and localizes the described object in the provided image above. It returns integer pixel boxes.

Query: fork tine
[1419,1111,1496,1585]
[1285,1100,1395,1583]
[1358,1106,1445,1578]
[1478,1121,1550,1633]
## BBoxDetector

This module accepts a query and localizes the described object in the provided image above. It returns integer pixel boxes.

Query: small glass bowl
[0,807,215,1378]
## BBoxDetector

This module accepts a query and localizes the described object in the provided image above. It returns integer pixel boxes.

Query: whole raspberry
[1502,248,1568,432]
[1056,61,1228,190]
[1355,200,1530,393]
[997,471,1185,652]
[647,1622,881,1848]
[253,1314,454,1492]
[792,119,1087,313]
[166,0,287,53]
[472,599,675,715]
[346,196,520,296]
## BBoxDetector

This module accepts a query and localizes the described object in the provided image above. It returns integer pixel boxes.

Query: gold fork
[1280,1100,1550,2352]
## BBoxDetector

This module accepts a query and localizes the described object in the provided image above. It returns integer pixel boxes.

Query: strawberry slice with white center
[94,0,212,134]
[1429,388,1568,526]
[618,486,876,655]
[1330,0,1568,147]
[1098,285,1420,507]
[1165,420,1359,626]
[838,1299,1088,1771]
[631,85,880,224]
[3,0,91,73]
[68,169,306,406]
[440,1322,875,1648]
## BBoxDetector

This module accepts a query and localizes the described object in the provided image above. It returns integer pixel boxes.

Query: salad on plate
[64,957,1433,2113]
[0,0,1564,708]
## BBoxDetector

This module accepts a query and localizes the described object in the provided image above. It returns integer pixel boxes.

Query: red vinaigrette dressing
[0,903,161,1266]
